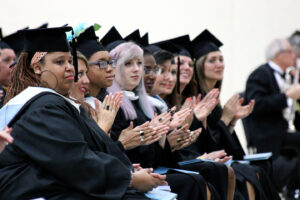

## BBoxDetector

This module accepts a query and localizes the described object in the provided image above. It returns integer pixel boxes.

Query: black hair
[153,50,174,65]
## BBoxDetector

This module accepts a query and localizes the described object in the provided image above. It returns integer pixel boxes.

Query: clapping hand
[199,150,232,163]
[0,126,13,153]
[150,109,172,127]
[131,168,167,192]
[233,98,255,120]
[169,108,192,129]
[193,89,219,122]
[95,92,122,134]
[119,121,168,150]
[167,124,202,152]
[221,94,239,126]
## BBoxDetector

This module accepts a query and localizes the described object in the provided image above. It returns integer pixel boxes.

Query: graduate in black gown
[148,37,238,200]
[107,40,239,199]
[0,40,16,108]
[0,26,170,200]
[73,26,212,200]
[180,29,280,200]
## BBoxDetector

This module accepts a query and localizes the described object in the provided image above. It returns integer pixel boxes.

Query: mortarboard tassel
[177,56,180,94]
[71,29,78,82]
[193,58,201,94]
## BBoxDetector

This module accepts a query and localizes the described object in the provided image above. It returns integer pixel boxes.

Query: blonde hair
[77,51,88,68]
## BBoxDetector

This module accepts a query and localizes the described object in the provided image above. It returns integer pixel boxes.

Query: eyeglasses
[144,66,162,75]
[88,59,117,69]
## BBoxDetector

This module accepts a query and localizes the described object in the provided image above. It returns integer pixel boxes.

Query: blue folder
[154,166,199,175]
[243,152,272,161]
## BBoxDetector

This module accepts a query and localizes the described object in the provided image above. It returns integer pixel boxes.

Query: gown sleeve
[207,107,245,160]
[11,96,131,199]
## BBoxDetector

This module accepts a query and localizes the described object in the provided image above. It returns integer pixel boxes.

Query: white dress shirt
[268,61,293,122]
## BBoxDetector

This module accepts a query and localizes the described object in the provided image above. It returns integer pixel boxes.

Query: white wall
[1,0,300,152]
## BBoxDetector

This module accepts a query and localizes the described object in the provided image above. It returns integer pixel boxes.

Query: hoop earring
[40,70,58,91]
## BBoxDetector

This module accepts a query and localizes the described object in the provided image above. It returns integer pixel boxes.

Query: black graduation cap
[0,28,3,40]
[0,42,11,49]
[0,40,11,49]
[100,26,125,51]
[191,29,223,60]
[21,26,72,52]
[124,29,140,42]
[139,33,149,47]
[125,29,151,49]
[36,23,49,29]
[0,28,11,49]
[152,40,181,54]
[168,35,192,58]
[76,26,105,58]
[145,39,181,55]
[20,26,79,82]
[2,27,29,54]
[145,44,161,54]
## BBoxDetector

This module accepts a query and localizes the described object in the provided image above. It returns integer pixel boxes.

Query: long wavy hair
[107,42,154,120]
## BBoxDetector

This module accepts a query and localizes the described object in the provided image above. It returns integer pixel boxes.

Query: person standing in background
[244,38,300,193]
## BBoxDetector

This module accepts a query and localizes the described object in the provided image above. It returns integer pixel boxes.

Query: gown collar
[122,90,139,101]
[0,87,80,130]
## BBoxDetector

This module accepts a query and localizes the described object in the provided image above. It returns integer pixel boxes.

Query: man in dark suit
[289,31,300,131]
[245,38,300,155]
[244,38,300,192]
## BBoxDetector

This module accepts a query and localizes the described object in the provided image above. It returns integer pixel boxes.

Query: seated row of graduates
[0,25,280,199]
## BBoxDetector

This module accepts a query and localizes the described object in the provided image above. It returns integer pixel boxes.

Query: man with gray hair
[289,30,300,59]
[244,38,300,194]
[289,31,300,132]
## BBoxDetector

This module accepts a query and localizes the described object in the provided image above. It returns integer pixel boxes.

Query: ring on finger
[140,135,144,143]
[106,105,110,110]
[139,130,144,136]
[158,118,162,122]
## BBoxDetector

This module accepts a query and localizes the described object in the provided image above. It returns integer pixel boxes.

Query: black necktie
[270,66,285,79]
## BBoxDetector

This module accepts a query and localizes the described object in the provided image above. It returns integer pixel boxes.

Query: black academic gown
[111,99,233,200]
[180,102,280,199]
[208,106,279,200]
[0,92,148,200]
